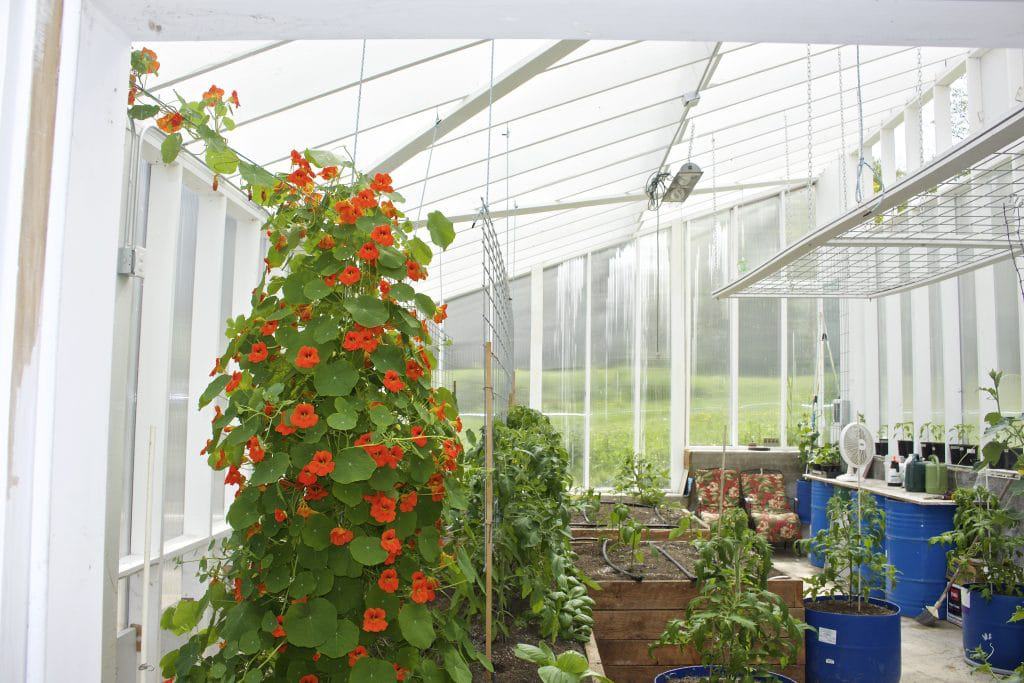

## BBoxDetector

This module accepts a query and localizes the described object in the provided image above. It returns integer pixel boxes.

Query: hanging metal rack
[713,104,1024,299]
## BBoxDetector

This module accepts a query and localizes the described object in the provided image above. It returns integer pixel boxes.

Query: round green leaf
[388,282,415,301]
[426,211,455,250]
[250,451,290,486]
[314,361,358,396]
[303,278,331,301]
[327,410,358,430]
[317,619,360,658]
[331,447,377,484]
[368,404,395,428]
[350,657,398,683]
[345,296,390,327]
[301,514,333,550]
[226,492,259,530]
[348,536,388,566]
[283,598,336,648]
[413,293,436,318]
[406,237,433,265]
[398,603,435,649]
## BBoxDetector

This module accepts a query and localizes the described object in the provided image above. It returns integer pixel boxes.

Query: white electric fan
[837,422,874,482]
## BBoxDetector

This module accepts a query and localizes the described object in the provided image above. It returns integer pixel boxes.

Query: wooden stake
[483,341,495,676]
[718,426,727,522]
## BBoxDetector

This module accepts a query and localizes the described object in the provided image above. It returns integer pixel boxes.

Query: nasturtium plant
[130,50,481,682]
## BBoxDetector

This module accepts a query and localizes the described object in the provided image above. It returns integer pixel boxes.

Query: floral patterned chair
[739,470,801,544]
[693,468,741,525]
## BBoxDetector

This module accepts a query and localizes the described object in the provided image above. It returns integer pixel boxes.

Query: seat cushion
[694,469,741,517]
[751,510,802,543]
[741,472,791,513]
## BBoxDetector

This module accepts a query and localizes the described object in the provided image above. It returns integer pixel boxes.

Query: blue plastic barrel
[885,499,954,617]
[858,494,887,599]
[809,480,834,567]
[804,596,901,682]
[655,666,796,683]
[796,478,812,524]
[962,587,1024,673]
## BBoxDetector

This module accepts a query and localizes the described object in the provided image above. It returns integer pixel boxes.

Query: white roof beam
[369,40,587,175]
[151,41,292,92]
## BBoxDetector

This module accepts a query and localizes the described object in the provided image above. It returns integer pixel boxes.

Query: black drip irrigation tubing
[653,544,696,581]
[600,539,645,582]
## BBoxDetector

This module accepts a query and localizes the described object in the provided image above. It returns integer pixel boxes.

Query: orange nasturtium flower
[156,111,183,134]
[362,608,388,633]
[377,569,399,593]
[295,346,320,369]
[290,403,318,429]
[202,84,225,106]
[330,527,354,546]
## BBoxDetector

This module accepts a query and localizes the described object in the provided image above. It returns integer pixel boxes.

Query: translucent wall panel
[589,243,635,487]
[542,257,587,483]
[213,216,238,520]
[900,292,914,426]
[509,275,531,407]
[784,187,813,245]
[637,231,670,480]
[928,284,945,426]
[689,212,730,446]
[823,299,843,417]
[163,187,199,541]
[958,273,980,425]
[994,260,1022,412]
[445,289,484,436]
[877,302,889,435]
[737,197,781,444]
[787,298,817,442]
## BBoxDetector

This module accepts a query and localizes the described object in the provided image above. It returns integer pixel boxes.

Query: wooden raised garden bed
[570,501,709,541]
[573,537,805,683]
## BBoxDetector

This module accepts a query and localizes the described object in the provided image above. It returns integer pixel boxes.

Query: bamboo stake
[718,425,727,522]
[483,341,495,677]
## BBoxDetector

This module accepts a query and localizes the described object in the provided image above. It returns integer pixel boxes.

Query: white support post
[729,208,739,446]
[940,278,963,452]
[183,192,227,539]
[905,102,924,172]
[583,253,593,489]
[911,287,932,437]
[130,161,184,672]
[885,296,904,434]
[631,244,643,457]
[967,56,985,132]
[933,84,953,152]
[880,125,897,187]
[529,264,543,410]
[778,192,788,445]
[975,266,999,421]
[669,219,686,488]
[862,299,881,433]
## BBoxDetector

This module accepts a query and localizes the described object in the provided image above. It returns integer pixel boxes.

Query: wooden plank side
[596,639,805,666]
[585,633,605,676]
[593,608,805,639]
[591,578,804,610]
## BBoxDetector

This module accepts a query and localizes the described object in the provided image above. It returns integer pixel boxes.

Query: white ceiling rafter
[369,40,587,175]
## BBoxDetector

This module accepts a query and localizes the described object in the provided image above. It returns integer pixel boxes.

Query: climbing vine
[129,48,483,683]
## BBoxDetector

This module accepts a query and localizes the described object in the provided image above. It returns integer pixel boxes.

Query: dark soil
[571,501,689,528]
[807,597,896,616]
[572,539,700,580]
[468,620,584,682]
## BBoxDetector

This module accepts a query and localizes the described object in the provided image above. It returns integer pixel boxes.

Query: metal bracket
[117,246,146,278]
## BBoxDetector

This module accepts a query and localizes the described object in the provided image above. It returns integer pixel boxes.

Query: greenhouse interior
[5,2,1024,682]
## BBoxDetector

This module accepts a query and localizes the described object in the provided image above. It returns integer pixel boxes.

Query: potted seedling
[606,503,648,577]
[980,370,1024,472]
[949,423,979,466]
[651,508,807,682]
[793,417,818,523]
[809,442,841,478]
[919,422,946,460]
[892,421,915,457]
[797,490,901,682]
[930,486,1024,673]
[876,423,890,457]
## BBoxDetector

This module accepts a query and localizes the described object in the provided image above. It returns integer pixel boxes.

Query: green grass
[446,366,817,486]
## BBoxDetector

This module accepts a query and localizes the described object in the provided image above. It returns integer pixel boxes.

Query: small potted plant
[809,442,841,478]
[948,423,978,466]
[793,417,819,523]
[930,486,1024,673]
[919,422,945,459]
[892,421,915,457]
[980,370,1024,471]
[651,508,807,682]
[876,423,889,457]
[797,490,901,682]
[608,503,648,574]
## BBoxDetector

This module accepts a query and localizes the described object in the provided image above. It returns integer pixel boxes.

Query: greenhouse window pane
[689,212,730,446]
[738,299,781,444]
[637,231,670,482]
[928,284,945,427]
[786,298,817,443]
[958,273,979,426]
[900,292,914,425]
[878,301,889,434]
[509,275,531,407]
[542,257,587,484]
[445,289,484,420]
[994,260,1022,413]
[589,242,635,488]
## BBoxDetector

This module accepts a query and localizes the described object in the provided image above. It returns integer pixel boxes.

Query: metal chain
[351,39,368,181]
[837,48,849,210]
[806,44,815,231]
[687,122,696,162]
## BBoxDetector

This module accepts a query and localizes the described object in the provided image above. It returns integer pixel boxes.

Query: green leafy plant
[651,509,807,682]
[455,406,595,643]
[877,423,889,442]
[929,486,1024,599]
[948,422,978,444]
[918,421,945,442]
[892,421,915,441]
[797,490,896,609]
[130,49,477,683]
[980,370,1024,472]
[575,488,602,521]
[514,642,610,682]
[612,452,667,506]
[809,442,840,469]
[793,416,819,470]
[609,503,647,568]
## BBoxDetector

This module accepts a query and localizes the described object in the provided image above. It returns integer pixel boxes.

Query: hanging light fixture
[661,162,703,203]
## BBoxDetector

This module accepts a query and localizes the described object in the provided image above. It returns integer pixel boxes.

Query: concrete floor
[772,551,993,682]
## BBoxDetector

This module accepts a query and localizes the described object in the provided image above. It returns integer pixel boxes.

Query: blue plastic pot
[857,494,886,600]
[804,596,901,683]
[885,499,954,617]
[795,478,812,524]
[962,586,1024,673]
[809,480,834,567]
[653,666,795,682]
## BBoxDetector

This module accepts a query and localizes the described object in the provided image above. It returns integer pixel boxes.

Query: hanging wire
[416,111,442,224]
[351,40,368,181]
[485,39,495,205]
[504,124,511,267]
[854,45,886,204]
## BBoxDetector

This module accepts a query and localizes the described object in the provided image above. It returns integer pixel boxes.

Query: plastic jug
[924,456,948,494]
[904,456,927,492]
